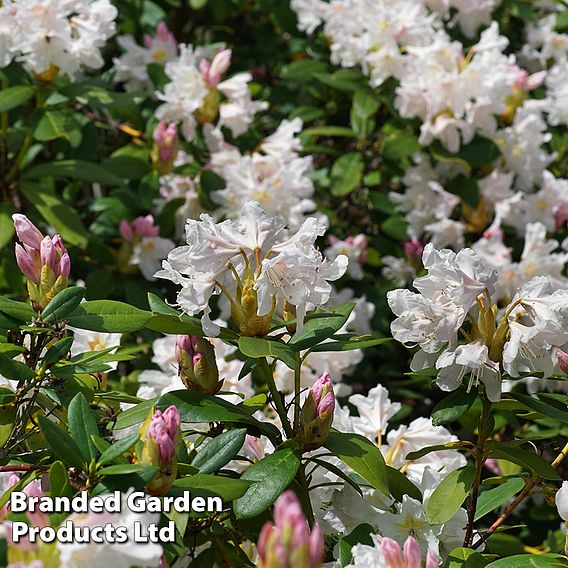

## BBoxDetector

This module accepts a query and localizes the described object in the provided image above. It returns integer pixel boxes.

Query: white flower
[556,481,568,521]
[503,277,568,377]
[130,236,175,281]
[0,0,117,79]
[325,234,367,280]
[349,385,401,443]
[216,73,268,137]
[436,339,502,402]
[155,44,209,139]
[385,417,467,485]
[68,328,122,371]
[57,492,162,568]
[210,119,318,230]
[114,21,178,91]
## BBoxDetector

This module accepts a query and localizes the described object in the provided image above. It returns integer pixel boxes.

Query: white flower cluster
[388,244,568,401]
[155,201,347,336]
[0,0,117,79]
[155,44,267,140]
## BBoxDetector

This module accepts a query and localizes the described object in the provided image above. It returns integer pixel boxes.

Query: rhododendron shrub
[0,0,567,567]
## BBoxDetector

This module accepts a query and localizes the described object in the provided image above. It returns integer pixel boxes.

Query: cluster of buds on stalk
[13,214,70,311]
[257,490,323,568]
[382,536,439,568]
[231,264,275,337]
[176,335,222,394]
[195,48,232,125]
[152,122,178,175]
[298,372,335,451]
[139,406,181,495]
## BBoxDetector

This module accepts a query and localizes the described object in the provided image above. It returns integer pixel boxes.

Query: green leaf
[238,337,296,370]
[68,393,99,463]
[23,160,122,186]
[509,392,568,425]
[156,390,278,439]
[475,478,525,521]
[447,175,480,208]
[43,337,74,365]
[0,353,35,381]
[113,398,157,430]
[353,89,380,119]
[233,448,301,518]
[432,387,477,426]
[446,548,488,568]
[42,287,86,324]
[66,300,151,333]
[338,523,374,567]
[20,183,90,249]
[32,109,82,147]
[288,304,355,352]
[324,430,389,495]
[0,403,16,446]
[382,125,421,162]
[381,216,409,240]
[0,296,35,322]
[330,152,364,196]
[0,85,34,112]
[386,466,422,502]
[98,434,140,466]
[486,441,562,480]
[191,429,247,474]
[0,203,16,249]
[484,554,568,567]
[38,415,85,469]
[309,335,390,352]
[425,466,476,525]
[174,473,250,503]
[98,464,157,476]
[281,60,329,83]
[302,126,357,138]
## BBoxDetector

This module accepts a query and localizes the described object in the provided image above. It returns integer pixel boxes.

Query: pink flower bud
[153,122,179,171]
[162,405,181,440]
[146,406,181,468]
[404,238,424,260]
[176,335,221,394]
[382,538,403,568]
[403,537,422,568]
[299,372,335,450]
[202,49,232,87]
[144,21,176,49]
[257,491,323,568]
[12,214,44,250]
[15,243,40,282]
[556,204,568,230]
[558,349,568,375]
[245,435,265,462]
[120,215,160,243]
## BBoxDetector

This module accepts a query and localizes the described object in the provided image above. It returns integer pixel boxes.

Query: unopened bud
[13,215,70,310]
[139,406,181,495]
[298,372,335,450]
[176,335,222,394]
[231,269,273,337]
[257,490,323,568]
[152,122,178,175]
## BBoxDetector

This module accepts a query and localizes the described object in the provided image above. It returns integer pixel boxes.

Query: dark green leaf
[0,85,34,112]
[233,448,301,518]
[475,478,525,521]
[38,415,84,469]
[98,434,140,466]
[432,387,477,426]
[67,300,151,333]
[331,152,364,196]
[238,337,296,370]
[191,429,247,474]
[68,393,99,463]
[42,287,86,324]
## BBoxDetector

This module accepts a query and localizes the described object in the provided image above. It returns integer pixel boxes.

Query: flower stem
[258,358,294,439]
[464,394,492,547]
[472,439,568,549]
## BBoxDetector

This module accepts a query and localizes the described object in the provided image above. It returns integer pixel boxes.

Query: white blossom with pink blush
[325,234,368,280]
